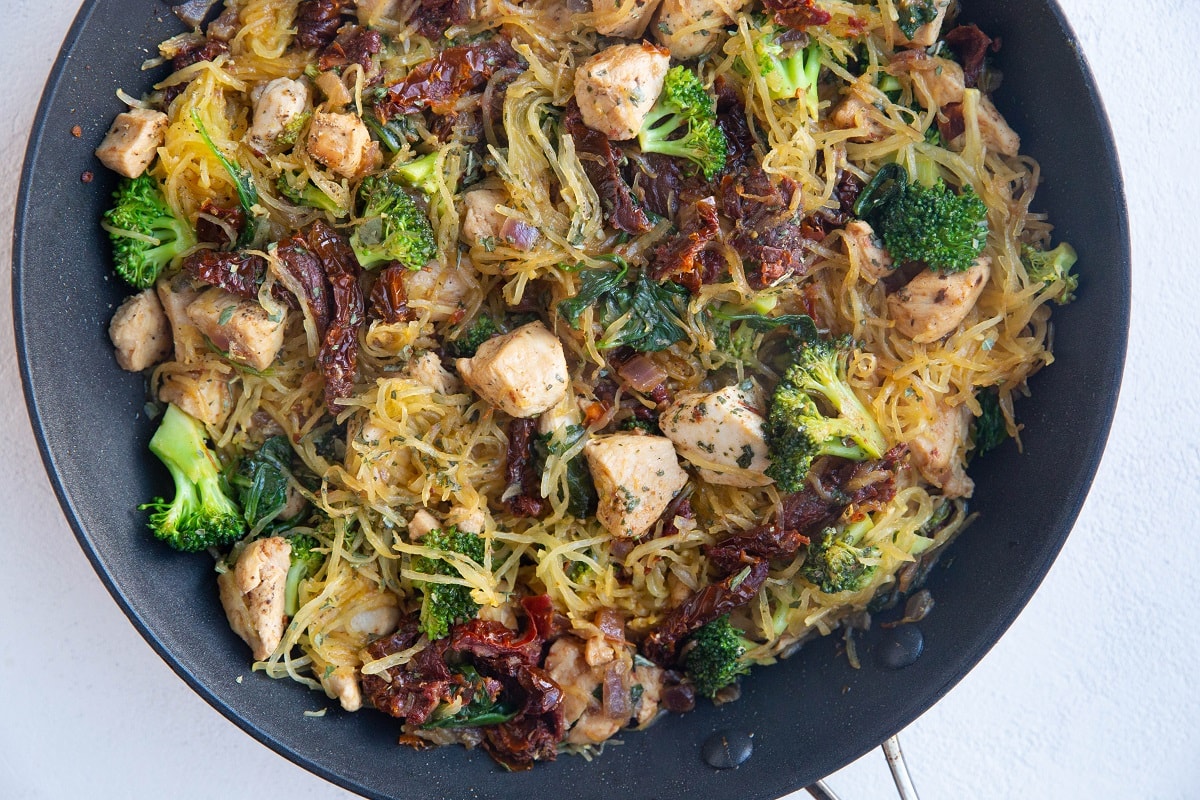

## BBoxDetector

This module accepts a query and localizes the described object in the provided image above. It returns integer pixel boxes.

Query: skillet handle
[803,734,921,800]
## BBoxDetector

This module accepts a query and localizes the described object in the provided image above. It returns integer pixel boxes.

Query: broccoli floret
[393,152,441,197]
[765,336,888,493]
[140,404,245,552]
[895,0,940,38]
[445,314,500,358]
[800,521,879,594]
[415,526,487,640]
[102,173,197,289]
[855,164,989,273]
[284,533,326,616]
[637,66,728,179]
[349,174,437,270]
[276,171,344,216]
[1021,242,1078,305]
[231,435,298,530]
[750,21,823,114]
[684,615,753,698]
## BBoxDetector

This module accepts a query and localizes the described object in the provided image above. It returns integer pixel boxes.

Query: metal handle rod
[882,735,921,800]
[804,780,842,800]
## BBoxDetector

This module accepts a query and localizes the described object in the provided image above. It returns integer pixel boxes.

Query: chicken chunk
[217,536,292,661]
[544,637,632,746]
[445,506,487,534]
[538,391,582,436]
[156,271,206,363]
[632,662,664,727]
[843,220,894,283]
[456,321,569,418]
[830,91,891,144]
[405,351,460,396]
[890,54,1020,157]
[95,108,169,179]
[306,111,372,177]
[405,259,473,322]
[158,362,233,426]
[245,77,310,155]
[408,509,440,540]
[593,0,663,37]
[888,258,991,343]
[320,664,362,712]
[186,288,287,371]
[887,0,951,48]
[109,289,173,372]
[356,0,398,25]
[908,401,974,498]
[573,43,671,141]
[654,0,749,60]
[459,187,508,248]
[584,433,689,538]
[348,600,402,636]
[659,385,771,488]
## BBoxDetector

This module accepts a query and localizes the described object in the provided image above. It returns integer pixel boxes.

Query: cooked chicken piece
[348,600,402,636]
[890,55,1020,156]
[408,509,440,540]
[478,602,519,630]
[186,288,287,371]
[356,0,398,25]
[217,536,292,661]
[659,385,771,488]
[830,91,891,143]
[573,43,671,141]
[320,664,362,712]
[245,77,309,155]
[843,220,894,283]
[405,259,473,322]
[158,362,233,426]
[109,289,173,372]
[313,70,352,108]
[632,662,664,727]
[593,0,663,37]
[886,0,951,48]
[544,637,633,746]
[907,401,974,498]
[584,635,616,667]
[306,111,372,177]
[405,351,460,396]
[456,321,569,418]
[95,108,169,179]
[537,391,582,436]
[888,258,990,343]
[654,0,749,59]
[156,272,206,363]
[584,433,689,538]
[459,187,508,248]
[279,484,308,521]
[444,506,486,534]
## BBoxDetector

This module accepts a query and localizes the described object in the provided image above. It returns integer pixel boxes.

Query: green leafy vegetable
[422,665,518,729]
[231,436,295,529]
[534,424,598,519]
[192,109,258,246]
[971,387,1009,456]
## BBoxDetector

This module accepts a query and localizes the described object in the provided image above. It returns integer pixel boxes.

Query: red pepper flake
[80,171,94,183]
[70,125,82,138]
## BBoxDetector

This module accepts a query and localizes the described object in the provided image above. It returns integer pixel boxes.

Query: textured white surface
[2,1,1197,798]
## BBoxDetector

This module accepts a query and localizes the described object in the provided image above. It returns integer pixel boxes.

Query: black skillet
[12,1,1128,797]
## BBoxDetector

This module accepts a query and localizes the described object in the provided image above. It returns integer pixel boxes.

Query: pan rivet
[876,625,924,670]
[702,730,753,769]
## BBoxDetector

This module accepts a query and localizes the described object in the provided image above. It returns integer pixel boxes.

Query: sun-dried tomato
[294,0,349,51]
[306,219,364,409]
[564,102,652,234]
[376,39,520,118]
[368,263,413,324]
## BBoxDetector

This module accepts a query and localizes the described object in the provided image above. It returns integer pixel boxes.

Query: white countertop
[2,1,1196,798]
